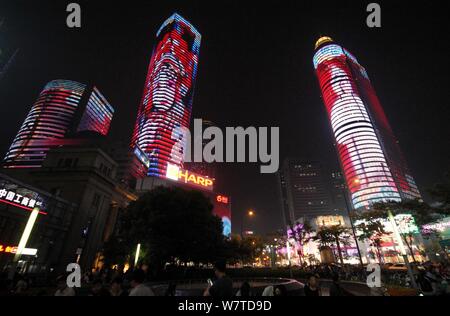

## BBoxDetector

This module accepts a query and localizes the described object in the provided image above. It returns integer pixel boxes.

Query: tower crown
[315,36,333,50]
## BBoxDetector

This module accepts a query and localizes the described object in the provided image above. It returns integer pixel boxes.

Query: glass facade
[313,37,421,209]
[131,13,201,178]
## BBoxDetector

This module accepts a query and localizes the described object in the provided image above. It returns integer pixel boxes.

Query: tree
[371,200,447,262]
[221,235,262,266]
[312,225,351,265]
[429,172,450,212]
[105,186,225,275]
[288,221,313,267]
[353,209,388,264]
[349,175,450,264]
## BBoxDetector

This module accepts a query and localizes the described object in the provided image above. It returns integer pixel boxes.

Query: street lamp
[241,209,255,238]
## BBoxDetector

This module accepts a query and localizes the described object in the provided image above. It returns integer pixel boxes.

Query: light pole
[387,210,418,290]
[240,209,255,238]
[342,182,364,267]
[8,207,40,280]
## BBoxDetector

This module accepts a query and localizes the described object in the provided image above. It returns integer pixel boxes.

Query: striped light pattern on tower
[313,37,421,209]
[3,80,114,168]
[131,13,201,178]
[77,87,114,136]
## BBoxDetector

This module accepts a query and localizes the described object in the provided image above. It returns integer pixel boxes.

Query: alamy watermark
[67,3,381,29]
[66,263,81,288]
[168,119,280,174]
[366,263,381,288]
[66,3,81,28]
[366,3,381,28]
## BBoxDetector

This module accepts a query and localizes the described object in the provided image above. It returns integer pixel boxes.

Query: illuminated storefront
[315,215,346,228]
[422,217,450,238]
[281,213,424,265]
[131,13,201,179]
[3,80,114,169]
[422,217,450,258]
[313,37,421,210]
[355,214,424,264]
[0,173,75,273]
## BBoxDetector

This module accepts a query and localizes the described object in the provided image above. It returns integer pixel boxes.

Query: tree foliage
[105,186,225,271]
[312,225,352,264]
[429,172,450,212]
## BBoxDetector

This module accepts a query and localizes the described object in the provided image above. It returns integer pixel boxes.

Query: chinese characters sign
[0,177,47,215]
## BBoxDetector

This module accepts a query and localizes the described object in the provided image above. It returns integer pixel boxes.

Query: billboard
[166,163,214,192]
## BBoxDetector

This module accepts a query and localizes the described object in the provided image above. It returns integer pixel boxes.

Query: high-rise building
[278,159,338,226]
[330,170,348,213]
[3,80,114,169]
[313,37,421,210]
[131,13,201,179]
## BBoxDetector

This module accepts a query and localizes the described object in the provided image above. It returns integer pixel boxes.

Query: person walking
[304,274,321,296]
[110,277,128,296]
[129,269,155,296]
[54,275,76,296]
[204,261,233,298]
[329,273,345,296]
[236,281,251,297]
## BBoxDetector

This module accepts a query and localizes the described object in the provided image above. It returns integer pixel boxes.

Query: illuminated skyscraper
[3,80,114,168]
[131,13,201,178]
[313,37,421,210]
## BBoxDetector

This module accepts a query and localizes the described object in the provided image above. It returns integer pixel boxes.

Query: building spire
[315,36,333,50]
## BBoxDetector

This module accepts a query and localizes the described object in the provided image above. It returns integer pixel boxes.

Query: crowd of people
[0,267,156,296]
[300,261,450,296]
[1,260,449,296]
[414,262,450,296]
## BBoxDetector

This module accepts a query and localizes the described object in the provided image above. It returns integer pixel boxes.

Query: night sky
[0,1,449,234]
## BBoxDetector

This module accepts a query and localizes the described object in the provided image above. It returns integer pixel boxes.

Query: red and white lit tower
[313,37,421,210]
[3,80,114,168]
[131,13,201,178]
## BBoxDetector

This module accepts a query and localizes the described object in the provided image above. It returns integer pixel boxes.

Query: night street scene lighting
[0,0,449,306]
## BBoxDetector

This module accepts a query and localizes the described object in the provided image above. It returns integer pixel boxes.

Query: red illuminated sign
[0,245,18,254]
[0,245,37,256]
[216,195,229,204]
